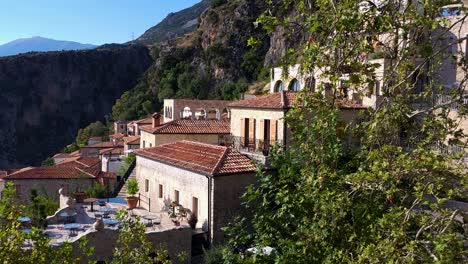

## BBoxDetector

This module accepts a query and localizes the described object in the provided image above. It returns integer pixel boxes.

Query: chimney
[280,90,286,108]
[152,112,161,128]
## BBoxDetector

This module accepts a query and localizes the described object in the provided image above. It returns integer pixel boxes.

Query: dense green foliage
[112,210,175,263]
[220,0,467,263]
[0,183,94,263]
[126,179,139,196]
[75,121,109,147]
[25,189,59,228]
[41,157,55,167]
[86,184,108,199]
[62,143,80,154]
[211,0,227,8]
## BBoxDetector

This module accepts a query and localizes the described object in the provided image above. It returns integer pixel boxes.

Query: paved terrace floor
[41,202,188,246]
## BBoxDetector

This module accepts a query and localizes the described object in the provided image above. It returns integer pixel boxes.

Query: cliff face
[0,45,153,169]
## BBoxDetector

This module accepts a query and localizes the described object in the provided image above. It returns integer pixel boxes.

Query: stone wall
[229,108,286,143]
[5,178,94,204]
[211,173,256,243]
[140,131,225,149]
[71,227,192,264]
[136,156,209,229]
[163,99,232,123]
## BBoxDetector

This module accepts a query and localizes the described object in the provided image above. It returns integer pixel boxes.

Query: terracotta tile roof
[2,166,95,180]
[140,119,230,135]
[123,136,140,145]
[88,136,102,141]
[99,148,124,155]
[131,117,153,125]
[135,140,257,176]
[53,153,72,159]
[229,91,367,110]
[81,141,124,149]
[55,157,100,169]
[109,133,125,140]
[228,91,298,109]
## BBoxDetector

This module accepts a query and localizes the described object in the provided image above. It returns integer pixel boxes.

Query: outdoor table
[19,216,31,223]
[64,223,81,236]
[84,198,99,212]
[142,215,160,227]
[98,207,115,218]
[103,219,120,227]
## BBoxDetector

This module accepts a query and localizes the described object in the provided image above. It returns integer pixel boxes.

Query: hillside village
[0,1,467,263]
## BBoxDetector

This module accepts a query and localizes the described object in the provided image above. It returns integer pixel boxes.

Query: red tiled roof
[109,133,125,140]
[2,166,95,180]
[140,119,230,135]
[81,141,124,149]
[53,153,71,159]
[229,91,366,110]
[55,157,100,169]
[228,91,298,109]
[123,136,140,145]
[131,117,153,125]
[99,148,124,155]
[88,136,102,141]
[135,141,257,176]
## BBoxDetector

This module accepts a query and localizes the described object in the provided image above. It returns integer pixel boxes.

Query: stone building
[0,157,115,203]
[113,120,129,135]
[163,99,232,123]
[80,141,124,158]
[127,117,153,136]
[227,91,366,164]
[134,140,257,243]
[123,135,140,154]
[139,114,230,149]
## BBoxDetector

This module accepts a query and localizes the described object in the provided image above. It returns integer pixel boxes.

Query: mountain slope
[135,0,211,45]
[0,36,96,57]
[0,45,153,169]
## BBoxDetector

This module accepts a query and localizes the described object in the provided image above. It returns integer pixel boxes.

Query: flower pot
[74,192,87,203]
[126,196,139,209]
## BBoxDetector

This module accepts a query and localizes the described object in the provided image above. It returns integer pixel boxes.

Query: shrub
[86,184,108,198]
[41,157,55,167]
[202,246,224,264]
[126,179,139,197]
[211,0,226,8]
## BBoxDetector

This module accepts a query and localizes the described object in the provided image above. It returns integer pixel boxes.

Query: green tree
[76,121,109,147]
[41,157,55,167]
[0,182,94,263]
[223,0,467,263]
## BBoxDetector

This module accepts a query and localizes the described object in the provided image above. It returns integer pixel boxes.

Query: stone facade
[163,99,232,123]
[140,131,224,149]
[135,155,256,243]
[4,178,94,204]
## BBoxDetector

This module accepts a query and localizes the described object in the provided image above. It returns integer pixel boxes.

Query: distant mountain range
[0,36,96,57]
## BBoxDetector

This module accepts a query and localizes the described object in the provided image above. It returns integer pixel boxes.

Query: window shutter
[249,118,256,141]
[240,118,245,146]
[259,120,265,141]
[270,120,278,142]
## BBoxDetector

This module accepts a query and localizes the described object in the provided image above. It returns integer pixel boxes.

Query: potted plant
[188,213,198,229]
[125,179,139,209]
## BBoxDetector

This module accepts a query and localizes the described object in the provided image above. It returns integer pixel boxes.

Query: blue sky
[0,0,200,45]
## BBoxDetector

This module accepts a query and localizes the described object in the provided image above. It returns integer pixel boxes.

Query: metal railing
[139,193,151,212]
[219,135,283,156]
[112,159,136,197]
[435,94,468,111]
[433,141,467,158]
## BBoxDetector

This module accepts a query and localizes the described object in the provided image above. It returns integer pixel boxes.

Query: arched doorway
[288,79,301,92]
[273,80,284,92]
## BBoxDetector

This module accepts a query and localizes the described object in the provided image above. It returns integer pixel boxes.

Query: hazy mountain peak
[0,36,97,57]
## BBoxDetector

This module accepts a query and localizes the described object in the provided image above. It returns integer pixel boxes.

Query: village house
[113,120,129,135]
[227,91,365,164]
[87,136,103,146]
[52,150,81,164]
[163,99,232,123]
[123,135,140,154]
[80,141,124,158]
[109,133,125,143]
[134,140,257,243]
[0,157,115,203]
[139,113,230,149]
[127,117,154,136]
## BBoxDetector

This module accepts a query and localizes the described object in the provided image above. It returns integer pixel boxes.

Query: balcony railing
[435,94,468,111]
[219,135,283,156]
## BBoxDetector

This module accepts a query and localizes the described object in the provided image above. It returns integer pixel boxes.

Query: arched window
[182,107,192,119]
[289,79,301,92]
[305,77,316,93]
[222,108,229,119]
[274,81,284,92]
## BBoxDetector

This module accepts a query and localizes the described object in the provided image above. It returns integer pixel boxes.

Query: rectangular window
[142,140,146,148]
[192,197,199,217]
[145,179,149,192]
[174,190,180,204]
[149,143,152,148]
[159,184,163,198]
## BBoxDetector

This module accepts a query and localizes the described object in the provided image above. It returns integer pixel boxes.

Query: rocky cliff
[0,45,153,169]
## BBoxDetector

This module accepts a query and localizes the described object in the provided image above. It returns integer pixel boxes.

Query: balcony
[435,94,468,111]
[219,135,283,156]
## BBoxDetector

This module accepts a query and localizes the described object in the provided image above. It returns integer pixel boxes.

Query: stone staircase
[117,167,136,198]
